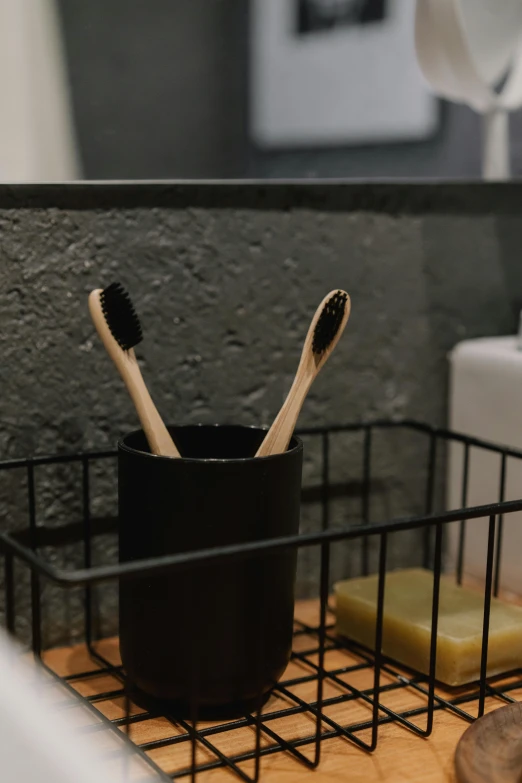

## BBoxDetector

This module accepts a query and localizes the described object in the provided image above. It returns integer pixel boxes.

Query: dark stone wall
[0,182,520,647]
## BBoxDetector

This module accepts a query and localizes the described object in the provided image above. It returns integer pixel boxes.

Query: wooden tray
[41,600,522,783]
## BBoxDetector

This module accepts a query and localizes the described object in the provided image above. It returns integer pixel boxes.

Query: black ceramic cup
[118,424,303,715]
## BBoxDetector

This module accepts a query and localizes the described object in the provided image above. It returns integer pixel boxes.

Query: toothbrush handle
[119,351,181,458]
[89,289,180,458]
[257,290,351,458]
[255,371,314,458]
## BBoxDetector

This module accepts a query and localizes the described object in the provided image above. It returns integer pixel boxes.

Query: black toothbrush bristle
[312,290,348,355]
[99,282,143,351]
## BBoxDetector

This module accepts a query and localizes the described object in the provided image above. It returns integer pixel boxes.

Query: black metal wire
[361,426,372,576]
[423,434,437,569]
[370,532,387,750]
[82,458,92,646]
[478,515,496,717]
[456,443,470,585]
[314,541,330,767]
[2,420,522,782]
[27,464,41,657]
[493,454,507,597]
[425,523,443,737]
[321,432,329,532]
[40,659,173,783]
[250,564,264,783]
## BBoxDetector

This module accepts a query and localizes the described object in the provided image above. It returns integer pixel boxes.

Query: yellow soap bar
[334,568,522,686]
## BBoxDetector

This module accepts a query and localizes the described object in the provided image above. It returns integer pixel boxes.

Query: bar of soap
[334,568,522,687]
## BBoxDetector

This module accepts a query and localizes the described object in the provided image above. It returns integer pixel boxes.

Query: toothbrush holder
[118,424,303,716]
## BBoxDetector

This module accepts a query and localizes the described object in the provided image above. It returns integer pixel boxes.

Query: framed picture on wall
[250,0,438,148]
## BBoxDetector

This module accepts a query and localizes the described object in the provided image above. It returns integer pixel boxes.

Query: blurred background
[3,0,522,181]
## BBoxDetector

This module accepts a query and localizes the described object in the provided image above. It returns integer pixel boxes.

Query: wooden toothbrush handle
[120,352,181,458]
[256,371,314,458]
[89,289,180,458]
[257,289,351,459]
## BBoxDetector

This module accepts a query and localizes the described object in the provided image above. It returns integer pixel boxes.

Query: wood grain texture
[455,703,522,783]
[255,290,351,458]
[89,288,180,457]
[41,599,522,783]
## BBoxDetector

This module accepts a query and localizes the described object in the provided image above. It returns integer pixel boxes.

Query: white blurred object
[415,0,522,180]
[251,0,438,148]
[0,0,79,181]
[0,627,157,782]
[447,337,522,595]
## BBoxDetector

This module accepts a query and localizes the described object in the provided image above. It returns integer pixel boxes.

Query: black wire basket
[1,419,521,782]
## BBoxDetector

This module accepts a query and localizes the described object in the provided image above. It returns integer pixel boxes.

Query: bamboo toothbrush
[256,290,351,458]
[89,282,181,458]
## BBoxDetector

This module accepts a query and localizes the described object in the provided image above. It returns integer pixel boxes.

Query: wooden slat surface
[41,599,522,783]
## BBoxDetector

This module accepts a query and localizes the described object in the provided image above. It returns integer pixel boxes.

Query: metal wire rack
[1,419,522,782]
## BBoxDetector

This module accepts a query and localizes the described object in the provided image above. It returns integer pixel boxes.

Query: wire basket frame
[1,419,522,782]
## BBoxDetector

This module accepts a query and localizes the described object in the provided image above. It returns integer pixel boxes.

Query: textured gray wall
[0,183,520,648]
